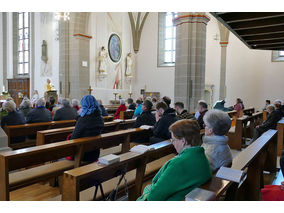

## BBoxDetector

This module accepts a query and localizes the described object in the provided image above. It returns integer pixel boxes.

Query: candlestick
[113,92,118,104]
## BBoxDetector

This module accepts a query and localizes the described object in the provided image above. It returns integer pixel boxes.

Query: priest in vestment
[45,78,54,92]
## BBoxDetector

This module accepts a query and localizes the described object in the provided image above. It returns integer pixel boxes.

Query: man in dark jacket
[1,100,26,144]
[133,100,155,128]
[54,99,78,121]
[252,104,282,141]
[174,102,195,120]
[127,98,136,110]
[26,98,52,123]
[197,101,208,129]
[150,101,177,144]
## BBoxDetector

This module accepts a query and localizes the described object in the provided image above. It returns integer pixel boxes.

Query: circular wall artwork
[108,33,122,63]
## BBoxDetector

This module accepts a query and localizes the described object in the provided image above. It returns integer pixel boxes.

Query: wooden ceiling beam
[215,12,284,23]
[237,25,284,36]
[258,46,284,50]
[244,33,284,41]
[247,38,284,45]
[252,43,284,49]
[230,16,284,30]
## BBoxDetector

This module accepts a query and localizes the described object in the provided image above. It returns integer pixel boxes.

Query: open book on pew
[98,154,120,165]
[216,166,247,188]
[139,125,154,130]
[130,145,155,154]
[185,188,216,201]
[113,119,124,122]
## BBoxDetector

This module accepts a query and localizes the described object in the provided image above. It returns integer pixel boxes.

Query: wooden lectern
[45,90,58,103]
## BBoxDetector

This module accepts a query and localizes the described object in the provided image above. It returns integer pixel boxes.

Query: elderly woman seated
[1,100,26,144]
[20,97,32,117]
[137,119,212,201]
[202,110,233,172]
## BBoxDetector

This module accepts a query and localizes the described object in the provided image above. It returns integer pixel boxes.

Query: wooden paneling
[8,78,30,106]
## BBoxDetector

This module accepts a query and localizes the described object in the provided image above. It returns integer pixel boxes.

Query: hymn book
[130,145,155,154]
[216,166,247,186]
[98,154,120,165]
[139,125,154,130]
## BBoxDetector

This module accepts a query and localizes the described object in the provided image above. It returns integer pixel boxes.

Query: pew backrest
[0,128,151,200]
[36,119,136,146]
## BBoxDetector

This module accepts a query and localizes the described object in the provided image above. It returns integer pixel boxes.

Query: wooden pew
[36,119,136,146]
[4,116,114,150]
[227,111,263,150]
[119,110,134,120]
[228,110,237,127]
[277,117,284,156]
[187,129,278,201]
[105,105,119,115]
[0,128,152,201]
[242,107,255,116]
[61,141,176,201]
[4,120,77,150]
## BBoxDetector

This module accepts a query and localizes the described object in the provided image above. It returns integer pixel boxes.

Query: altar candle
[130,84,132,93]
[3,86,5,92]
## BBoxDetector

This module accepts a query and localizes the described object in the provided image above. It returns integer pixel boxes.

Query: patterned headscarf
[80,95,101,117]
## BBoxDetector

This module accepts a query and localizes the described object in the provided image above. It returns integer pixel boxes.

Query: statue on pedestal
[98,46,108,75]
[125,53,133,77]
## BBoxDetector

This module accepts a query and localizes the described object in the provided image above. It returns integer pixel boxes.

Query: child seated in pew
[70,95,104,163]
[201,110,233,172]
[1,100,26,144]
[137,119,212,201]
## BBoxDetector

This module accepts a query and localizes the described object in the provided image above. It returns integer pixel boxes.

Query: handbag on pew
[93,171,129,201]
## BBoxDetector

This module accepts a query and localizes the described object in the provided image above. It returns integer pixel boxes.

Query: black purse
[93,171,129,201]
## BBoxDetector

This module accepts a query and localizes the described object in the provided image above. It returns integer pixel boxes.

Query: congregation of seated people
[1,92,284,201]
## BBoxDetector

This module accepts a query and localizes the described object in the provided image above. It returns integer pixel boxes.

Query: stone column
[174,13,210,112]
[218,22,230,100]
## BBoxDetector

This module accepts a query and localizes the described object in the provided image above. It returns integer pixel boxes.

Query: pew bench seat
[9,160,74,191]
[48,153,176,201]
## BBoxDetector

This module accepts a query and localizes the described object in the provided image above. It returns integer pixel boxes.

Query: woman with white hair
[1,100,26,144]
[114,99,127,119]
[20,97,32,117]
[201,109,233,172]
[53,99,78,121]
[26,98,52,123]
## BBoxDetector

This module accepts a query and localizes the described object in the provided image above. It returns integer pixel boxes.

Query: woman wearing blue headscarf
[71,95,104,162]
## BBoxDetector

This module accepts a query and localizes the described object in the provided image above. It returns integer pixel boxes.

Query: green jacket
[137,146,212,201]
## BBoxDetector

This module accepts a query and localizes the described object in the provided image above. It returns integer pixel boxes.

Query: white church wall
[135,13,175,103]
[33,13,59,98]
[88,12,133,105]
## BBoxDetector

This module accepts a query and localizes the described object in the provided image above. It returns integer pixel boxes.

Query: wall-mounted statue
[41,40,48,63]
[98,46,108,74]
[125,53,133,77]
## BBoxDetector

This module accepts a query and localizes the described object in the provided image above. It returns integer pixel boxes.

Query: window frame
[17,12,30,75]
[271,50,284,62]
[157,12,177,67]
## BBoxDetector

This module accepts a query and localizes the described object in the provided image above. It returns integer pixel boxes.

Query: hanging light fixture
[55,12,70,21]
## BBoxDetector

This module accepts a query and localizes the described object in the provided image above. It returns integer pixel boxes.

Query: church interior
[1,7,284,206]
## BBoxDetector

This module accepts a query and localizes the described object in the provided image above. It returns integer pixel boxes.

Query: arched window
[17,12,30,75]
[158,12,177,67]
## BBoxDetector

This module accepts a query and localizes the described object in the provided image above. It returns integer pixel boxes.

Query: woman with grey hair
[1,100,26,144]
[114,99,127,119]
[20,97,32,117]
[201,109,233,172]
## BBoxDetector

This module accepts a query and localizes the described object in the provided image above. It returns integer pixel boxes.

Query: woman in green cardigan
[137,119,212,201]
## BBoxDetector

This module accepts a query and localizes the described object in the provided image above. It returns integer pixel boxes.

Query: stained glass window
[158,12,177,66]
[18,12,30,75]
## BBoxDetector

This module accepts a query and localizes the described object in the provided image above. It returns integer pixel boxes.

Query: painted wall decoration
[108,33,122,63]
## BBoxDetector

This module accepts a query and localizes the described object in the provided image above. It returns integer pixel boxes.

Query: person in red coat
[114,99,127,119]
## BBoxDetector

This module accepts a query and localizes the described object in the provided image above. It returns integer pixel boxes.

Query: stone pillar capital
[73,33,93,40]
[173,13,210,26]
[220,41,228,47]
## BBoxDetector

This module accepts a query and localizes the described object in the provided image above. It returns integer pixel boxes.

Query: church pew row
[60,129,277,201]
[242,107,255,116]
[187,129,277,201]
[36,119,136,146]
[0,128,152,201]
[227,111,263,150]
[119,110,134,120]
[277,117,284,156]
[61,141,176,201]
[4,116,114,150]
